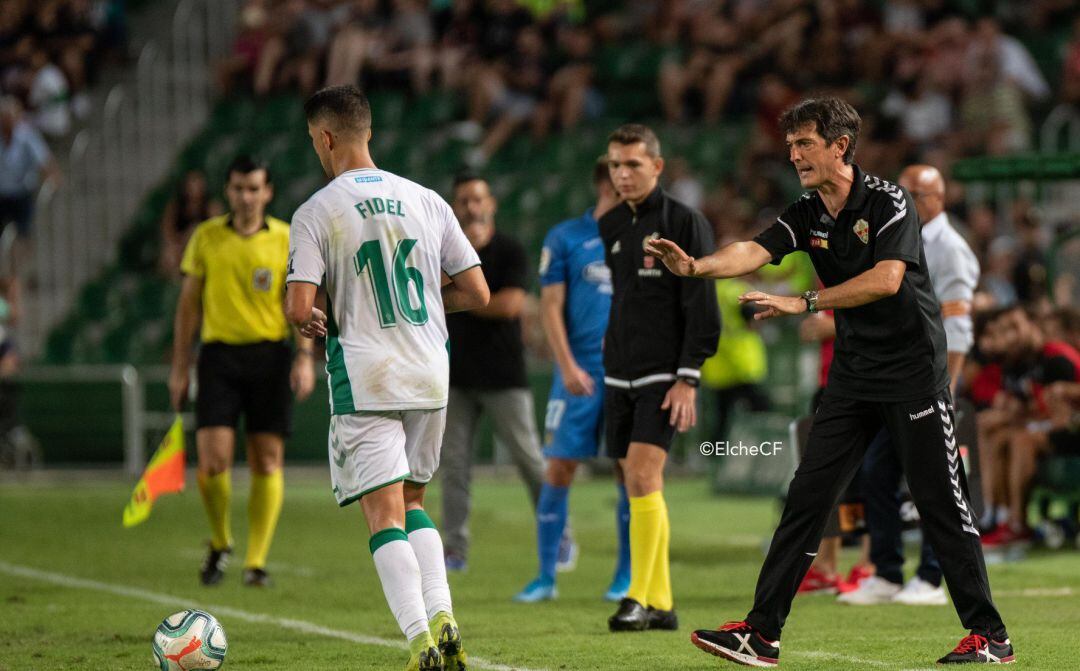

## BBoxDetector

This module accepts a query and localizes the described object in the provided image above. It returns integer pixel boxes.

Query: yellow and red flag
[122,416,186,527]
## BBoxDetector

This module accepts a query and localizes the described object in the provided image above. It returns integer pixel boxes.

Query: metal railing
[24,0,240,359]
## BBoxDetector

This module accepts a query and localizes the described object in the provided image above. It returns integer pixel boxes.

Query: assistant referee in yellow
[169,155,316,587]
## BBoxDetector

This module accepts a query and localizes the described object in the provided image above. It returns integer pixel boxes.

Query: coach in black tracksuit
[602,124,720,633]
[647,99,1011,666]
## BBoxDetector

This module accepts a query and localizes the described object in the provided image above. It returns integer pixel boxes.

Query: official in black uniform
[602,124,721,632]
[647,99,1012,667]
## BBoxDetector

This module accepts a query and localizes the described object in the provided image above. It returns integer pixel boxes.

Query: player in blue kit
[514,158,629,603]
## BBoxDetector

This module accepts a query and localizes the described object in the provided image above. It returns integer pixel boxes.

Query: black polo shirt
[447,231,529,390]
[753,164,949,402]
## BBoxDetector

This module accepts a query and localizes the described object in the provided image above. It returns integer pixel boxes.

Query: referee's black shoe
[937,633,1015,664]
[242,567,271,588]
[691,621,779,667]
[199,545,232,586]
[608,598,649,632]
[647,606,679,631]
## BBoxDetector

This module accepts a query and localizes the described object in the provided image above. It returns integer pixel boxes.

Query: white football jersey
[288,168,480,413]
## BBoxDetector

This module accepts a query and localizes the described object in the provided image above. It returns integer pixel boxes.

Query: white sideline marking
[790,650,890,667]
[0,561,544,671]
[997,586,1075,598]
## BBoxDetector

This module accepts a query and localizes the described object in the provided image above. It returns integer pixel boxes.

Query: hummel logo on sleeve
[909,406,934,421]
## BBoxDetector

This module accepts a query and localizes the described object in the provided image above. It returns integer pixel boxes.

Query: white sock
[408,527,454,620]
[370,530,429,642]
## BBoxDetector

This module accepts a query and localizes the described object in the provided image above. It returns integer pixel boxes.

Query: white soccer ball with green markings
[152,609,228,670]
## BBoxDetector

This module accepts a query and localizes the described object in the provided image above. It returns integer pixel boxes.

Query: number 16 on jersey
[353,238,429,327]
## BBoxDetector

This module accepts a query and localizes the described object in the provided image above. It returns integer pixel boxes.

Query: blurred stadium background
[1,0,1080,668]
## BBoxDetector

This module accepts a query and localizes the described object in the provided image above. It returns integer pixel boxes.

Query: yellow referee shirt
[180,214,292,345]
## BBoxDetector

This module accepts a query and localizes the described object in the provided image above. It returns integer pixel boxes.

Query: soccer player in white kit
[285,85,490,671]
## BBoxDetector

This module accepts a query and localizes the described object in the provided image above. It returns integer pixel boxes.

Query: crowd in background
[0,0,128,138]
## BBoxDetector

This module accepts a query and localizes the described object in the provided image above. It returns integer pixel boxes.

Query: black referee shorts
[605,381,676,458]
[196,341,294,436]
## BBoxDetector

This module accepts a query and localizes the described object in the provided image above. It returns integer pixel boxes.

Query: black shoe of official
[647,606,679,631]
[691,621,780,667]
[937,633,1015,664]
[199,545,232,586]
[242,567,271,588]
[608,598,649,632]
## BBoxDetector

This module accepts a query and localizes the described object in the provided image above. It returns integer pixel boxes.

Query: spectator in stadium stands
[1010,206,1049,305]
[217,1,270,94]
[368,0,435,94]
[657,8,743,124]
[27,45,70,138]
[533,25,599,135]
[0,97,57,261]
[977,306,1080,549]
[322,0,385,88]
[254,0,333,96]
[433,0,482,91]
[1061,16,1080,104]
[159,169,224,279]
[664,158,704,211]
[965,17,1050,103]
[960,51,1031,155]
[440,173,550,572]
[979,236,1020,309]
[450,0,533,143]
[463,25,550,167]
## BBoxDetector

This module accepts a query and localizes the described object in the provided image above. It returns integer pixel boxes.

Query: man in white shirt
[285,85,489,671]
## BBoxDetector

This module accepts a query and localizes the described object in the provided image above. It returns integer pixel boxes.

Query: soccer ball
[152,609,228,670]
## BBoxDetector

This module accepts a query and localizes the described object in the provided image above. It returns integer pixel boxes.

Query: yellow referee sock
[197,470,233,551]
[245,470,284,569]
[626,491,665,607]
[646,496,673,611]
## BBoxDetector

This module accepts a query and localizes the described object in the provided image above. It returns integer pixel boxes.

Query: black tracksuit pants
[745,389,1007,642]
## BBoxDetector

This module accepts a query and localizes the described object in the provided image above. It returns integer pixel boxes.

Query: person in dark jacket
[602,124,720,633]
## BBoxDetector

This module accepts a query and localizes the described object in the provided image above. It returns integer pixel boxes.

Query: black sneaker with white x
[691,621,780,667]
[937,633,1015,664]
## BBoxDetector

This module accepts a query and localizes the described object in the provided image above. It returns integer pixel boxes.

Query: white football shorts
[328,408,446,506]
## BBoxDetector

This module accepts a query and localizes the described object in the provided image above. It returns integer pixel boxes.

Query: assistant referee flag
[122,416,186,528]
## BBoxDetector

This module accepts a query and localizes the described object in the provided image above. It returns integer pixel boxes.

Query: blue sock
[615,483,631,579]
[537,483,569,582]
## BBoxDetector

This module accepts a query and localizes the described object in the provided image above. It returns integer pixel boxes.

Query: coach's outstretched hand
[644,238,695,277]
[738,291,807,320]
[300,307,328,339]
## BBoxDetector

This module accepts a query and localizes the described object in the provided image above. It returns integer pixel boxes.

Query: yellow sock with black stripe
[245,470,284,569]
[197,470,233,551]
[626,491,665,607]
[645,495,672,610]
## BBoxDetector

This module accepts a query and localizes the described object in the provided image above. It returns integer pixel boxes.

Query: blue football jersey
[538,209,611,369]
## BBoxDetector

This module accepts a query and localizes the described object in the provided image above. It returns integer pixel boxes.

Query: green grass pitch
[1,471,1077,669]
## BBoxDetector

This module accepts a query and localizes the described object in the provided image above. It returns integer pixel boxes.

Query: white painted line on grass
[0,561,544,671]
[790,649,891,667]
[997,586,1074,598]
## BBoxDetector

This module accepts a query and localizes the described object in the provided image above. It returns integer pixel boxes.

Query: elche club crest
[853,219,869,244]
[642,232,660,269]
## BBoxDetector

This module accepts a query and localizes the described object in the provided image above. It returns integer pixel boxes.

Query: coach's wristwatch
[801,290,819,314]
